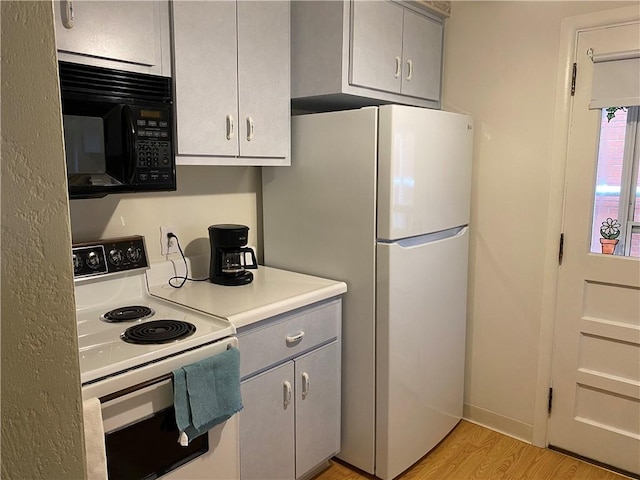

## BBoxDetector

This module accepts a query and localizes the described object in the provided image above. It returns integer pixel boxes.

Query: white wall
[1,1,85,477]
[441,0,636,440]
[70,166,262,264]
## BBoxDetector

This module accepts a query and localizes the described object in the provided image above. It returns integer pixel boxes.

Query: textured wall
[1,1,85,478]
[441,1,635,440]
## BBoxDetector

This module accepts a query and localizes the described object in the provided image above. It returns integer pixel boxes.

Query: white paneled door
[548,21,640,476]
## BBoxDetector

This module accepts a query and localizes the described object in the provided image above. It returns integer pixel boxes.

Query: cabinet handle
[302,372,310,399]
[283,381,292,408]
[406,59,413,81]
[394,56,401,78]
[286,331,305,344]
[63,0,75,29]
[246,116,254,141]
[226,114,235,140]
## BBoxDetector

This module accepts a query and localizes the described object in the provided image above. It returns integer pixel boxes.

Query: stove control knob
[109,249,123,265]
[72,254,82,273]
[86,251,101,270]
[127,246,142,263]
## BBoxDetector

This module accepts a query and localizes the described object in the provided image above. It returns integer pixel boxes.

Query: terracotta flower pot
[600,238,619,254]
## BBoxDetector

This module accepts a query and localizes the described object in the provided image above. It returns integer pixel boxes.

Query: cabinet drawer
[238,299,341,379]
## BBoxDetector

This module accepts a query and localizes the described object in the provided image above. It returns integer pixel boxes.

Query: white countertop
[146,259,347,329]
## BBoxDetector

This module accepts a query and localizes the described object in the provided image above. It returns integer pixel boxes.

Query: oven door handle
[99,372,173,404]
[98,343,235,404]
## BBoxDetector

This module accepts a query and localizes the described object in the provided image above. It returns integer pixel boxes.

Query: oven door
[82,337,239,480]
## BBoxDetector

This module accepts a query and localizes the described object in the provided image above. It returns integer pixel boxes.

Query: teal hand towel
[173,346,243,444]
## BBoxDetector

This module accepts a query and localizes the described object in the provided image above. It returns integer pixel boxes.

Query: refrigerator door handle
[394,226,468,248]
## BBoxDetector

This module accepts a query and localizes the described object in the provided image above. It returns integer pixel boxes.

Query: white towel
[82,397,108,480]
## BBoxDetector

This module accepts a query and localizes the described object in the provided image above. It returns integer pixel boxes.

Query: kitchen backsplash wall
[69,166,261,264]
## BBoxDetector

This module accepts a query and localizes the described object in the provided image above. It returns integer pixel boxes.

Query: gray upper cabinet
[172,1,238,157]
[171,0,291,166]
[349,1,404,94]
[237,1,291,160]
[53,1,171,76]
[291,0,444,112]
[399,7,443,100]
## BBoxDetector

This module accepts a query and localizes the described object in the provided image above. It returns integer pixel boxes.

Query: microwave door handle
[123,106,137,183]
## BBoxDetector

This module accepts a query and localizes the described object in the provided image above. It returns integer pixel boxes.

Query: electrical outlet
[160,226,179,255]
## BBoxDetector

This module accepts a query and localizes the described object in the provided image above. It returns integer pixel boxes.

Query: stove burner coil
[102,306,155,323]
[121,320,196,345]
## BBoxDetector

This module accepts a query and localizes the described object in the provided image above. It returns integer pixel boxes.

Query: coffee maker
[208,224,257,286]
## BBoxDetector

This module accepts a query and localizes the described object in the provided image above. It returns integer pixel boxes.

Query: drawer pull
[283,380,292,408]
[286,331,305,344]
[302,372,310,399]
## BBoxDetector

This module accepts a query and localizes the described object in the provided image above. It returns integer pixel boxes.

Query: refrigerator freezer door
[376,227,468,480]
[377,105,473,241]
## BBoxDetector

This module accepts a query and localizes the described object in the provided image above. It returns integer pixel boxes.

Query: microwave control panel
[133,107,174,185]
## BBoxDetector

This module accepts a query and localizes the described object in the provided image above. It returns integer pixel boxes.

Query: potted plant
[599,218,621,254]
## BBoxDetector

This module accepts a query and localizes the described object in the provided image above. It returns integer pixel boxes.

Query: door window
[590,105,640,256]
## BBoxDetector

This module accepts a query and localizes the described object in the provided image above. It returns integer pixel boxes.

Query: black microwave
[59,61,176,199]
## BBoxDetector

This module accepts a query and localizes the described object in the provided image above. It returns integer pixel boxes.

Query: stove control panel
[72,236,149,279]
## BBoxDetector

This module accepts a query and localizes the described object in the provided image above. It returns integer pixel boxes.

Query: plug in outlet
[160,226,179,255]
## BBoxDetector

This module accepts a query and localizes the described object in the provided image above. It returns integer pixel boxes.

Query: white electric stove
[73,236,235,385]
[72,235,240,480]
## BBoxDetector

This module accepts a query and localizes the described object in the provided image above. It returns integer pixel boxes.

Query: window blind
[590,49,640,109]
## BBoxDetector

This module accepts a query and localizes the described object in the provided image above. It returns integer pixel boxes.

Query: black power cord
[167,233,209,288]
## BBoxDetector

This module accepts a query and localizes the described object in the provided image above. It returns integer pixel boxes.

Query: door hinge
[548,387,553,414]
[558,233,564,265]
[571,63,577,96]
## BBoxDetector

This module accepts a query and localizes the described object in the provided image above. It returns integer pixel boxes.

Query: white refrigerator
[262,104,473,480]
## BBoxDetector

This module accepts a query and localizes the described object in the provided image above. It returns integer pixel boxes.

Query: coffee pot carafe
[208,224,257,286]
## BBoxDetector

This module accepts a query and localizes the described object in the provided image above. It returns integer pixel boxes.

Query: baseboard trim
[463,403,533,443]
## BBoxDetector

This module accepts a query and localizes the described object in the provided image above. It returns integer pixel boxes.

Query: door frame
[533,4,640,448]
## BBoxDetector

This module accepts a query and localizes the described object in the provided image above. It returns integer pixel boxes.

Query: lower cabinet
[238,300,342,480]
[240,362,295,480]
[294,342,341,477]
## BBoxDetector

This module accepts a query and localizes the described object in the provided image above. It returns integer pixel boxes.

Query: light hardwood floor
[313,421,629,480]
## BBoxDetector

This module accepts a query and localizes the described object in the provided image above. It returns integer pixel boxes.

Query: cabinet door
[400,10,443,101]
[237,1,290,159]
[349,1,403,94]
[172,1,239,156]
[54,1,162,68]
[240,362,295,480]
[295,342,341,479]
